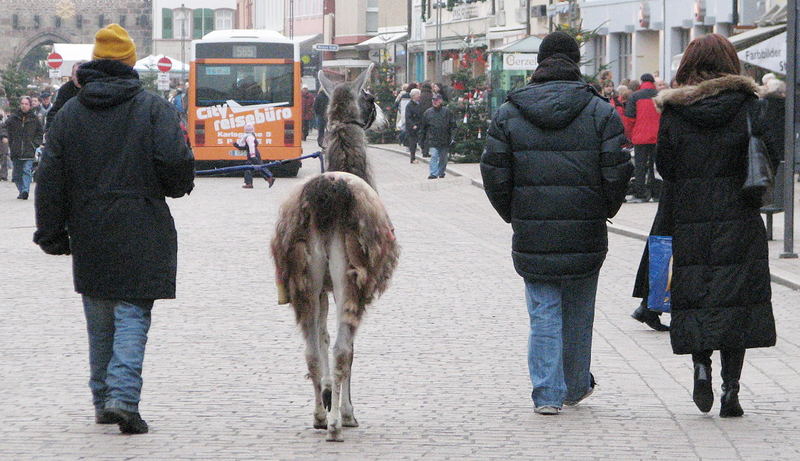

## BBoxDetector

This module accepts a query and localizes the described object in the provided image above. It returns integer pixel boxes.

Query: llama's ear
[318,70,336,97]
[353,63,374,93]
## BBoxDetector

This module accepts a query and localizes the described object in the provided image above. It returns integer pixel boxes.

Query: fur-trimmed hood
[654,75,758,128]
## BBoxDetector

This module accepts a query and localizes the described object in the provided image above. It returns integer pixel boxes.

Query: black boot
[631,303,669,331]
[102,408,149,434]
[719,382,744,417]
[693,362,714,413]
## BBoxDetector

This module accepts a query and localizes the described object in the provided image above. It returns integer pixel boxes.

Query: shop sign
[738,32,787,74]
[503,53,538,71]
[452,4,478,21]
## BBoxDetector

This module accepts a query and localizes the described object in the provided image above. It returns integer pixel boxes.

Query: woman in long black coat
[653,34,778,418]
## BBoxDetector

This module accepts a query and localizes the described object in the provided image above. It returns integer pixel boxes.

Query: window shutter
[162,8,173,39]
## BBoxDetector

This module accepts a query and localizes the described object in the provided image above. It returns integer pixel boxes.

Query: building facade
[0,0,152,70]
[579,0,769,82]
[153,0,236,64]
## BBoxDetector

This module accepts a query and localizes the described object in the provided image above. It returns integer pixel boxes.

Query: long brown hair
[674,34,741,86]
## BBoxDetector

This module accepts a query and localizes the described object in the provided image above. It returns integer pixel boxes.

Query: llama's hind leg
[298,299,324,430]
[314,292,331,429]
[325,235,352,442]
[340,341,358,427]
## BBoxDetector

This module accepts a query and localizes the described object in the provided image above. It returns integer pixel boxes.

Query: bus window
[196,63,294,107]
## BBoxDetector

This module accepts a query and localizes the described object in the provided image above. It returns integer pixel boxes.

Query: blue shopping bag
[647,236,672,313]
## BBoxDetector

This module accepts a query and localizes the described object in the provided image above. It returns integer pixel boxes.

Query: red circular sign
[46,52,63,69]
[157,56,172,73]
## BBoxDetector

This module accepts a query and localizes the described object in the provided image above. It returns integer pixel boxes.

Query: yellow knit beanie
[92,24,137,67]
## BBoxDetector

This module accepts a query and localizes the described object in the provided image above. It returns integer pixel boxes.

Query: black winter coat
[654,75,777,354]
[1,109,43,160]
[34,60,195,300]
[405,100,424,135]
[45,80,80,129]
[419,106,456,149]
[481,55,632,281]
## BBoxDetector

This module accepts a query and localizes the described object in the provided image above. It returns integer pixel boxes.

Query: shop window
[163,8,173,39]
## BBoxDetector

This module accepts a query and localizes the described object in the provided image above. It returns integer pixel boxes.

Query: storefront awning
[322,59,374,68]
[671,24,787,72]
[492,35,543,53]
[135,54,188,73]
[737,31,786,74]
[355,32,408,50]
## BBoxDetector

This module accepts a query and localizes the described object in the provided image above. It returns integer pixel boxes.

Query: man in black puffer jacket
[34,24,194,435]
[481,31,632,415]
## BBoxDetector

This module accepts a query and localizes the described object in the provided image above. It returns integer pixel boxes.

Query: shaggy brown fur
[655,75,759,112]
[271,172,398,328]
[324,85,374,188]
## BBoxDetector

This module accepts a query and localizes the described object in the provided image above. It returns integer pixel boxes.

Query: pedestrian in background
[313,87,328,148]
[1,96,44,199]
[301,86,315,141]
[34,24,195,435]
[654,33,778,418]
[404,88,423,164]
[481,31,632,415]
[46,61,86,129]
[0,108,8,181]
[418,82,433,157]
[38,91,53,120]
[419,93,456,179]
[395,83,411,146]
[625,73,661,203]
[234,123,273,188]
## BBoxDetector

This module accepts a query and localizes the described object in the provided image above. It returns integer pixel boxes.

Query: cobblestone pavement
[1,144,799,460]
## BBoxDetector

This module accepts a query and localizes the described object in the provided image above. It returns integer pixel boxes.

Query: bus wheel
[268,160,302,178]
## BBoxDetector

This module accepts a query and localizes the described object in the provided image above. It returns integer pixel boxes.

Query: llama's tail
[302,175,356,234]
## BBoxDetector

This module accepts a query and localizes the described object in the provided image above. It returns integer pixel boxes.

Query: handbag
[647,236,673,313]
[741,109,774,207]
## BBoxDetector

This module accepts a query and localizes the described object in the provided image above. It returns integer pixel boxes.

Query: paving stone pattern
[1,145,798,460]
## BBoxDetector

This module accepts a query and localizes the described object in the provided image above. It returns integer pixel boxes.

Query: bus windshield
[195,63,294,107]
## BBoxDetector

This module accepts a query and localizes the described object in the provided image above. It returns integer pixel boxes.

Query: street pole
[289,0,294,39]
[662,0,667,79]
[407,0,412,83]
[526,0,531,36]
[180,3,186,87]
[435,2,442,83]
[781,0,798,258]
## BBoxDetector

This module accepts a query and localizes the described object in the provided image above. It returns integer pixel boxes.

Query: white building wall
[254,0,285,32]
[579,0,763,81]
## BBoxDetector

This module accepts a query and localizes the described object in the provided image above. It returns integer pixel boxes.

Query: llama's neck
[324,121,373,188]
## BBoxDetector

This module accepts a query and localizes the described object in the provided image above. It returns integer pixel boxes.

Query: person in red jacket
[624,73,661,202]
[301,86,315,141]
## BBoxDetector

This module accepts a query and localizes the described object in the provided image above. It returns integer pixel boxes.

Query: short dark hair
[675,34,740,86]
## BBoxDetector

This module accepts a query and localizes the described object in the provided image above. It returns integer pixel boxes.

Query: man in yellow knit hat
[34,24,195,435]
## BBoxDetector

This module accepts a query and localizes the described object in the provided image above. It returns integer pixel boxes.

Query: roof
[493,35,543,53]
[197,29,292,44]
[355,32,408,50]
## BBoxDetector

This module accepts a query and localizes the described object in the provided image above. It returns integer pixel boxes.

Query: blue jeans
[525,273,599,408]
[429,146,449,177]
[83,296,153,413]
[11,159,33,194]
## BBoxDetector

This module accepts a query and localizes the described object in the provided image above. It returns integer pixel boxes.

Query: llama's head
[318,64,388,132]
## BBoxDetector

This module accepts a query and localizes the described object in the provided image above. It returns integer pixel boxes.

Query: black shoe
[438,174,445,178]
[693,363,714,413]
[102,408,149,434]
[95,409,118,424]
[17,191,29,200]
[427,175,437,179]
[719,382,744,417]
[627,197,649,203]
[422,154,431,158]
[631,303,669,331]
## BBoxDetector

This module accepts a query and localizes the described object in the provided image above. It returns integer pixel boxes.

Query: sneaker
[242,184,253,189]
[534,406,560,415]
[102,408,149,434]
[564,373,597,406]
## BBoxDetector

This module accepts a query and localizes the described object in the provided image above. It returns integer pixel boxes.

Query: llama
[271,65,399,442]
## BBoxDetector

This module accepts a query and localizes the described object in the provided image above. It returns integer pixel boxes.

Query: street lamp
[176,4,187,86]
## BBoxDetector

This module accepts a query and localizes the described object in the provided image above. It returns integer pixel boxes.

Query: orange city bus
[188,30,303,175]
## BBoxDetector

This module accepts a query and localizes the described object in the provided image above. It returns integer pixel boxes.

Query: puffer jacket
[654,75,777,354]
[34,59,195,300]
[419,106,456,149]
[480,55,632,282]
[624,81,660,145]
[1,109,43,160]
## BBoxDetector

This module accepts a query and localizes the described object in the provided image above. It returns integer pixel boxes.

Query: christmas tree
[366,60,399,144]
[447,65,489,163]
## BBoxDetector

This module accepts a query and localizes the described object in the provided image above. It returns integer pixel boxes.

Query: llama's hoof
[326,425,344,442]
[341,414,359,427]
[313,416,327,429]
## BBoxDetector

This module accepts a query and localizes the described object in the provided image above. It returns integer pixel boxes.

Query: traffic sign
[157,56,173,73]
[46,52,63,69]
[313,44,339,52]
[157,72,170,91]
[48,69,61,79]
